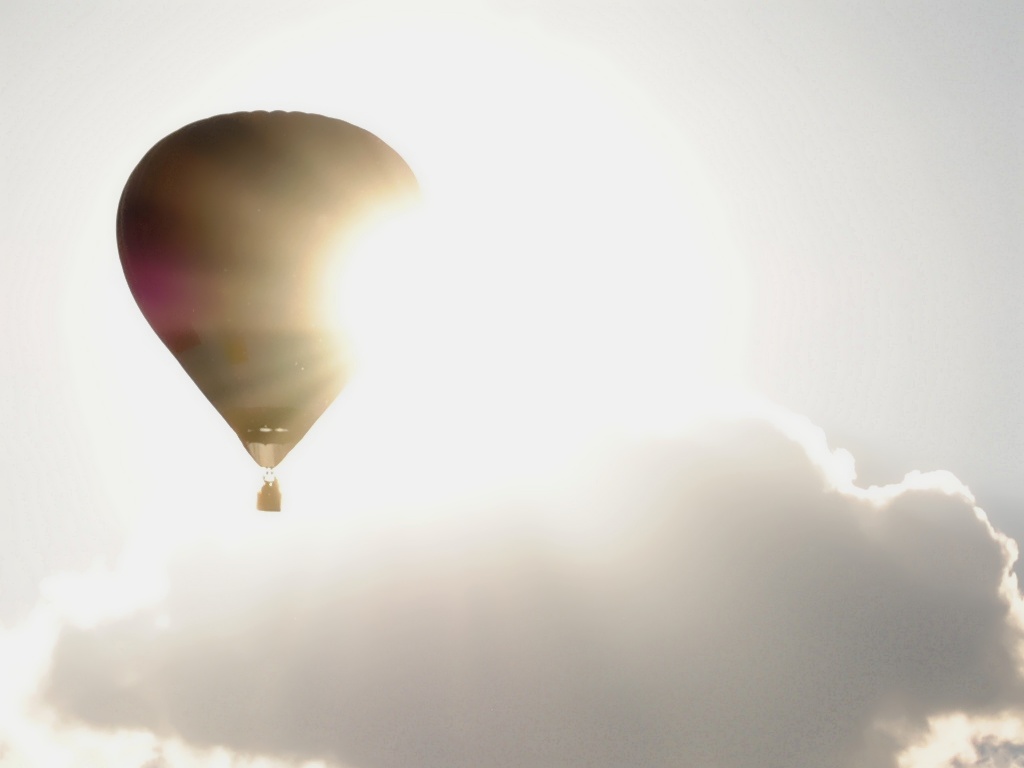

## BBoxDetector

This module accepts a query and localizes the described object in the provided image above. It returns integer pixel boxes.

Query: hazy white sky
[2,1,1023,766]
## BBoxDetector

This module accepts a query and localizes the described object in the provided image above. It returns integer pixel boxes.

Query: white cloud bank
[2,402,1022,768]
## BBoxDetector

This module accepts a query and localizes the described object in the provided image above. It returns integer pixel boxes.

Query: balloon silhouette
[117,111,419,510]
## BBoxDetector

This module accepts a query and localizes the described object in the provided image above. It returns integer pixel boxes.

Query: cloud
[899,713,1024,767]
[12,405,1024,767]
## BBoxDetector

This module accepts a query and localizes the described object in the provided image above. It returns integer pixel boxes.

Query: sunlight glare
[269,8,750,538]
[68,4,747,541]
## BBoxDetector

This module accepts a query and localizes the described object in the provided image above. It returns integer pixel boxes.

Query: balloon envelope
[118,111,418,469]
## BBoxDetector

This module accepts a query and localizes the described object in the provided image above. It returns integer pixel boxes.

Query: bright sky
[2,1,1023,766]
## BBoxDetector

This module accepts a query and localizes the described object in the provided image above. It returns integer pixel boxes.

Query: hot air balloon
[117,111,419,510]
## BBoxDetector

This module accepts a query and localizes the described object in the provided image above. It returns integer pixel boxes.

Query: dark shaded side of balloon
[117,111,419,473]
